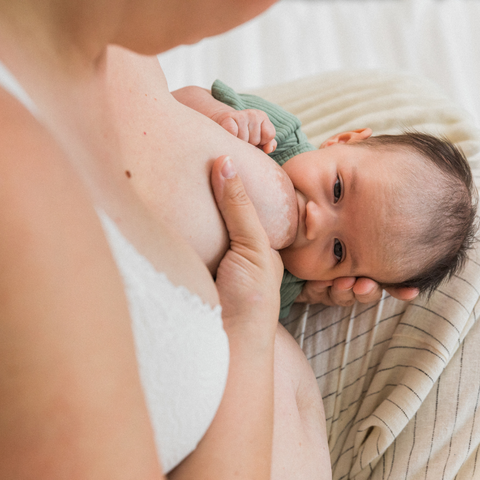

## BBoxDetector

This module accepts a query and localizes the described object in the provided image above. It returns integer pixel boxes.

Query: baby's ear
[320,128,372,148]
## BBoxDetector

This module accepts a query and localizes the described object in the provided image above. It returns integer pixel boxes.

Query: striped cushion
[252,71,480,480]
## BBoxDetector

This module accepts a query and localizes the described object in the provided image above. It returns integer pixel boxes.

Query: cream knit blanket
[253,70,480,480]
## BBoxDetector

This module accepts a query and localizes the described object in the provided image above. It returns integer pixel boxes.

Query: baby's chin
[277,247,308,279]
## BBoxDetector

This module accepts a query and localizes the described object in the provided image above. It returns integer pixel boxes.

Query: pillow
[251,69,480,181]
[251,70,480,480]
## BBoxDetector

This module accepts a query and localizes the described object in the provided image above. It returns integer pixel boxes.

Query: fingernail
[221,157,236,179]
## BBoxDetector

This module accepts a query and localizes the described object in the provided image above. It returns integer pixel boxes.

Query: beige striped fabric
[252,71,480,479]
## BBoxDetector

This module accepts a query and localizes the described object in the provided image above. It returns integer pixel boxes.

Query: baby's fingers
[259,118,276,150]
[219,117,239,138]
[262,139,277,154]
[238,110,276,149]
[246,116,262,146]
[295,280,333,304]
[385,286,419,301]
[217,113,251,143]
[232,114,250,143]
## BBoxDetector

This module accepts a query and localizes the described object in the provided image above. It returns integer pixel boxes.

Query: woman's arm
[169,156,283,479]
[0,92,163,479]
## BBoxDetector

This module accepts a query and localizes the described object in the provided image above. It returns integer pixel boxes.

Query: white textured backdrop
[158,0,480,125]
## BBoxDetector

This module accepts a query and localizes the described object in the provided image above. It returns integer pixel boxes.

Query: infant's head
[280,128,478,295]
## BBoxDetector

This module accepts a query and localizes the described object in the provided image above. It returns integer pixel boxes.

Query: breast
[117,93,298,274]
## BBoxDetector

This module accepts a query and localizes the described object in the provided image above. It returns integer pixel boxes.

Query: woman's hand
[170,156,283,480]
[296,277,419,307]
[211,155,284,334]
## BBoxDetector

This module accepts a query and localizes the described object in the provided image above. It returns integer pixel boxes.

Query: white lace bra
[0,61,229,473]
[98,213,229,473]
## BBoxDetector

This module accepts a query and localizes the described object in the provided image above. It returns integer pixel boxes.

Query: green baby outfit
[211,80,316,318]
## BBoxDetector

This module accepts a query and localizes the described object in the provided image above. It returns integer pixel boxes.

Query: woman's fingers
[211,155,283,325]
[297,277,383,307]
[385,286,419,301]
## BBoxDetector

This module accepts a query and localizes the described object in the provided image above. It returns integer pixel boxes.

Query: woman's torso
[97,48,298,470]
[105,47,298,275]
[0,45,297,472]
[0,51,231,473]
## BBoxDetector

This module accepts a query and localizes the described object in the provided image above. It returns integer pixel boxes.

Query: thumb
[211,155,269,253]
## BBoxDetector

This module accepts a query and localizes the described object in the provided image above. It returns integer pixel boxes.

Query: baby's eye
[334,176,341,203]
[334,239,343,262]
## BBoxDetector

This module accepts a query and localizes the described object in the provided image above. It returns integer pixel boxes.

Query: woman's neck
[0,0,114,119]
[0,0,125,67]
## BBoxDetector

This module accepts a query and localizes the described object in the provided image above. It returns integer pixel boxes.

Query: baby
[173,80,477,317]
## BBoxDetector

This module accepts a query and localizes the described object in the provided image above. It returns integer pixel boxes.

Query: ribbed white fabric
[159,0,480,127]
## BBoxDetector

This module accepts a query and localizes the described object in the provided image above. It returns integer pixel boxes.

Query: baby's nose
[305,201,336,240]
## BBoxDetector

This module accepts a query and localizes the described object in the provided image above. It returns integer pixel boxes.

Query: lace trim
[97,210,221,318]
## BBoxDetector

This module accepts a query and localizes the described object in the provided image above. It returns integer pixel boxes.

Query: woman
[0,0,335,478]
[0,0,414,477]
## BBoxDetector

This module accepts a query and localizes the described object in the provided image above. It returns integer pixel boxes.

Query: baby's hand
[211,109,277,154]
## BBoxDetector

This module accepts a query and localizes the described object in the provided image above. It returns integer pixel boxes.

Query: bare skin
[0,1,330,479]
[105,47,298,275]
[105,49,331,478]
[0,0,291,478]
[171,84,420,306]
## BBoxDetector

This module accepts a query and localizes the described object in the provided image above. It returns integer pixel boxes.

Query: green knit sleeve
[279,271,306,319]
[211,79,315,166]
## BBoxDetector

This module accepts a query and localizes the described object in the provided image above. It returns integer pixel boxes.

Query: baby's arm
[172,86,277,154]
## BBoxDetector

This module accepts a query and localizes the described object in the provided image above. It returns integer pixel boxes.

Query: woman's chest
[116,98,298,274]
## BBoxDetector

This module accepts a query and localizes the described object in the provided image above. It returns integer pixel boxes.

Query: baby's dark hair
[359,131,478,296]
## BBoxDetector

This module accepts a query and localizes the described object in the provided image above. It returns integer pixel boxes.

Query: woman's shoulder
[0,88,166,475]
[0,87,125,311]
[0,88,100,249]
